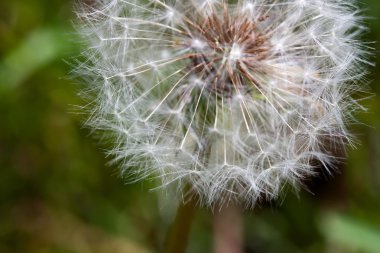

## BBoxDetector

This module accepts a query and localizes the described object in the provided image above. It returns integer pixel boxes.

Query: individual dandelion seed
[75,0,371,208]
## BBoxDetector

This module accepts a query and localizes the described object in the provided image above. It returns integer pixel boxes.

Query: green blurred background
[1,1,380,252]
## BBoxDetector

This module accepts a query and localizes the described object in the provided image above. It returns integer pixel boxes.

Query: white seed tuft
[75,0,371,208]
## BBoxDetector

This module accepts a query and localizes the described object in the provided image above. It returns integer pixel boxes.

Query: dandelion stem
[163,192,198,253]
[213,204,244,253]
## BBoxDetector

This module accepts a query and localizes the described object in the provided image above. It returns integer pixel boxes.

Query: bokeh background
[1,1,380,252]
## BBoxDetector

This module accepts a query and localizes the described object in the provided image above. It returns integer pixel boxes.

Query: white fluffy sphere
[76,0,370,207]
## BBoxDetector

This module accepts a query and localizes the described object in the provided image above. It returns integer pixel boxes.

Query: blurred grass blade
[0,27,73,93]
[320,212,380,253]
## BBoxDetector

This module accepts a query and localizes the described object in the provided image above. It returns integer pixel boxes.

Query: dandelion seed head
[76,0,371,208]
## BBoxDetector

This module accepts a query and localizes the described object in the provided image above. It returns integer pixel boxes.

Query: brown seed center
[181,5,270,97]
